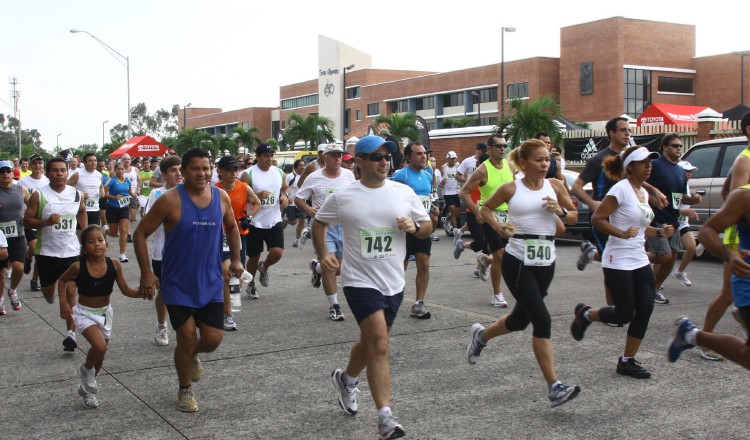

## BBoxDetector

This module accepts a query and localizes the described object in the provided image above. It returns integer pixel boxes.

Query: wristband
[413,221,421,234]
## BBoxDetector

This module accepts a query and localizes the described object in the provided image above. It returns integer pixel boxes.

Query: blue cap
[0,160,13,170]
[354,135,397,154]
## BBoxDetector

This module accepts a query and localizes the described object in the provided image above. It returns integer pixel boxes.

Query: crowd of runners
[1,114,750,439]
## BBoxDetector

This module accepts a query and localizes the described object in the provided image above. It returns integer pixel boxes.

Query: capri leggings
[464,212,485,253]
[599,265,655,340]
[502,253,555,339]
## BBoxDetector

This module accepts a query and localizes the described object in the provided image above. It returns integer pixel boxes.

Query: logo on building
[324,81,335,97]
[580,139,599,160]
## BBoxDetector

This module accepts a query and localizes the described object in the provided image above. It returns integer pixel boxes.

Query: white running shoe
[331,369,358,415]
[119,253,128,263]
[672,270,692,287]
[154,325,169,346]
[78,363,98,394]
[491,293,508,308]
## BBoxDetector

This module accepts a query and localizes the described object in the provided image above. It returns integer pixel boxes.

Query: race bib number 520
[360,227,397,260]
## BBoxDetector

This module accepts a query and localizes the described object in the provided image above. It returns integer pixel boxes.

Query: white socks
[327,294,338,307]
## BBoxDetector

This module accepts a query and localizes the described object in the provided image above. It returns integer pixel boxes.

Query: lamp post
[182,103,192,130]
[342,64,355,141]
[471,91,481,126]
[57,133,62,149]
[500,26,516,120]
[70,29,131,139]
[102,120,108,148]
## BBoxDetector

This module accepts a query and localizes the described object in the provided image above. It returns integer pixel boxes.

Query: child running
[58,225,151,408]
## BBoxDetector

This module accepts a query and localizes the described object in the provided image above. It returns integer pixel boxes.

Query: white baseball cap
[446,151,458,159]
[622,146,659,169]
[678,160,697,171]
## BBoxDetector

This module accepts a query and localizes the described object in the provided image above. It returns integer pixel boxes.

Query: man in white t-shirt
[314,135,430,440]
[295,144,355,321]
[440,151,460,233]
[19,154,49,292]
[454,142,488,239]
[120,154,141,242]
[67,153,104,235]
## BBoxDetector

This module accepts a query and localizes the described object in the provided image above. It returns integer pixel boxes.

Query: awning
[109,136,168,158]
[723,104,750,121]
[637,103,713,126]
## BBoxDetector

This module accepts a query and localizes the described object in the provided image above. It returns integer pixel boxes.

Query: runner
[19,154,48,291]
[440,151,460,233]
[104,162,135,262]
[23,157,87,351]
[295,144,355,320]
[97,158,110,232]
[67,153,104,235]
[672,160,700,287]
[317,135,429,439]
[467,138,580,408]
[119,154,141,243]
[285,159,307,247]
[134,148,243,413]
[139,158,154,218]
[0,160,30,314]
[58,225,146,409]
[456,153,492,281]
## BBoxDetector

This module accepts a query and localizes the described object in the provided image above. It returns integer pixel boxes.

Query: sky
[2,0,748,152]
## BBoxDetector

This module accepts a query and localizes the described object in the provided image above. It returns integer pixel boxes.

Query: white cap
[446,151,458,159]
[622,147,659,169]
[678,160,697,171]
[322,144,344,154]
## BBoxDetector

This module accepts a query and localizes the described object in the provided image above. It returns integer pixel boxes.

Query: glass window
[390,100,408,113]
[367,103,380,116]
[281,94,319,110]
[623,69,651,119]
[479,88,498,103]
[683,146,718,179]
[415,96,434,110]
[658,76,694,94]
[346,87,360,99]
[356,110,362,121]
[719,143,748,177]
[507,82,529,99]
[442,93,463,107]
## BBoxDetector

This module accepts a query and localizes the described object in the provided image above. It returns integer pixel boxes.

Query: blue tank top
[160,185,224,308]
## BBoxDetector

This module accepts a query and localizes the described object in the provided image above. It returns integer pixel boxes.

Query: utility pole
[9,77,21,159]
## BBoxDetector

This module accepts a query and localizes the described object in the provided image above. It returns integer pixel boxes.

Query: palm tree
[233,126,262,154]
[373,113,421,143]
[283,113,335,151]
[213,134,238,157]
[495,95,563,149]
[174,127,217,156]
[441,116,476,129]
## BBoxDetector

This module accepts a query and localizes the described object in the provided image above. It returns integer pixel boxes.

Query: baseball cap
[317,143,328,152]
[214,157,222,163]
[446,151,458,159]
[0,160,12,170]
[150,158,160,163]
[476,142,488,150]
[678,160,697,171]
[354,135,398,154]
[217,156,240,170]
[322,144,344,154]
[167,149,176,155]
[30,153,43,162]
[622,147,659,169]
[342,153,354,161]
[255,143,274,155]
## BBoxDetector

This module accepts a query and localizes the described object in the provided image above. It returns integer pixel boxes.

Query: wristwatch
[558,208,568,218]
[413,221,421,234]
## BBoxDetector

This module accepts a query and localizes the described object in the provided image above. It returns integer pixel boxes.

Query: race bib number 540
[360,227,397,260]
[523,239,555,266]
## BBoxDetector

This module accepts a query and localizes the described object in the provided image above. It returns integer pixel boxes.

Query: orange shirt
[216,181,250,236]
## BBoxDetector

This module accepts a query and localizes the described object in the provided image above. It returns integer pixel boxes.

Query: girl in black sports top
[58,225,149,408]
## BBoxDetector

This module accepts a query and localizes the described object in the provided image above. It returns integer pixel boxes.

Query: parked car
[679,136,747,236]
[562,169,593,239]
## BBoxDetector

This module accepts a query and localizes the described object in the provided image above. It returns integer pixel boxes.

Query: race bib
[678,215,688,224]
[53,213,76,232]
[222,236,230,253]
[418,195,431,211]
[117,196,131,208]
[84,198,98,209]
[0,221,19,238]
[493,211,509,223]
[639,202,654,224]
[447,172,456,179]
[523,239,555,266]
[260,195,276,208]
[360,227,397,260]
[142,180,150,188]
[671,192,683,210]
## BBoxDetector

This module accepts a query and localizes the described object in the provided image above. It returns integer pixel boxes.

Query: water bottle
[229,276,241,312]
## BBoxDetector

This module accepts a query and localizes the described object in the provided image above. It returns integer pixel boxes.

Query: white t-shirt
[0,229,7,248]
[295,168,355,208]
[457,156,478,181]
[19,175,50,194]
[210,168,220,186]
[123,167,139,192]
[75,169,104,212]
[286,172,302,199]
[315,180,430,296]
[146,187,169,261]
[601,179,654,270]
[442,164,459,195]
[246,164,284,229]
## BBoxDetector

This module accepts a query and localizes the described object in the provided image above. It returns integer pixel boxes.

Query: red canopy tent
[637,103,712,126]
[109,136,168,158]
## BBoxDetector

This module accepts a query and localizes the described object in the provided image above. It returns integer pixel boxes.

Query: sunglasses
[668,143,683,148]
[0,168,12,174]
[491,143,509,148]
[363,153,392,162]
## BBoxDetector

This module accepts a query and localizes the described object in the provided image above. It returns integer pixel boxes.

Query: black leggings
[465,212,485,253]
[600,265,655,340]
[502,253,555,339]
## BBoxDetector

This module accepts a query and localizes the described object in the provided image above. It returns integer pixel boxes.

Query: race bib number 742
[360,227,397,260]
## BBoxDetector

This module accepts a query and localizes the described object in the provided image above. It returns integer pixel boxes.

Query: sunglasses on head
[363,153,392,162]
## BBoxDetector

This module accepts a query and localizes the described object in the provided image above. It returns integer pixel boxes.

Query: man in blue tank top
[134,148,244,413]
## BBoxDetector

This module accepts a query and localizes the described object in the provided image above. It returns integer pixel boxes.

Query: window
[367,103,380,116]
[356,110,362,121]
[281,94,319,110]
[683,146,717,179]
[390,100,408,113]
[427,122,436,130]
[658,76,694,94]
[442,93,463,107]
[346,87,361,99]
[415,96,435,110]
[507,82,529,99]
[719,143,747,177]
[623,68,651,119]
[477,89,497,103]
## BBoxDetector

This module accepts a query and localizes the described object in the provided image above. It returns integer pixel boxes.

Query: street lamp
[342,64,355,140]
[70,29,131,139]
[500,26,516,120]
[182,103,192,130]
[102,120,108,148]
[57,133,62,148]
[471,91,481,126]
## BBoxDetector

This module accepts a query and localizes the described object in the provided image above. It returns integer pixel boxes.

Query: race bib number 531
[360,227,397,260]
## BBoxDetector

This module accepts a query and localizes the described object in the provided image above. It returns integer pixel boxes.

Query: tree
[233,126,262,154]
[441,116,476,129]
[283,113,335,151]
[213,134,238,157]
[494,96,563,149]
[174,127,217,156]
[126,102,179,140]
[373,113,421,144]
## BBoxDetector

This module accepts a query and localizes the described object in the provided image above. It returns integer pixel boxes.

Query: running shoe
[0,297,5,316]
[258,263,269,287]
[672,270,692,287]
[126,234,133,243]
[331,368,359,415]
[479,264,490,281]
[8,290,20,311]
[571,303,592,341]
[606,322,624,328]
[430,234,440,241]
[247,284,258,299]
[63,334,77,352]
[192,355,203,382]
[466,323,487,365]
[77,385,99,409]
[490,293,508,308]
[576,241,596,271]
[699,346,724,361]
[178,387,198,413]
[654,287,669,305]
[409,301,431,320]
[30,279,41,291]
[377,409,405,440]
[23,257,32,275]
[548,382,581,408]
[310,259,322,288]
[668,316,697,363]
[329,304,345,321]
[78,363,98,394]
[407,254,416,261]
[472,269,480,279]
[298,228,310,250]
[102,224,109,234]
[119,253,128,263]
[292,239,299,248]
[154,325,169,346]
[224,314,238,331]
[616,358,651,379]
[453,239,464,259]
[453,228,463,243]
